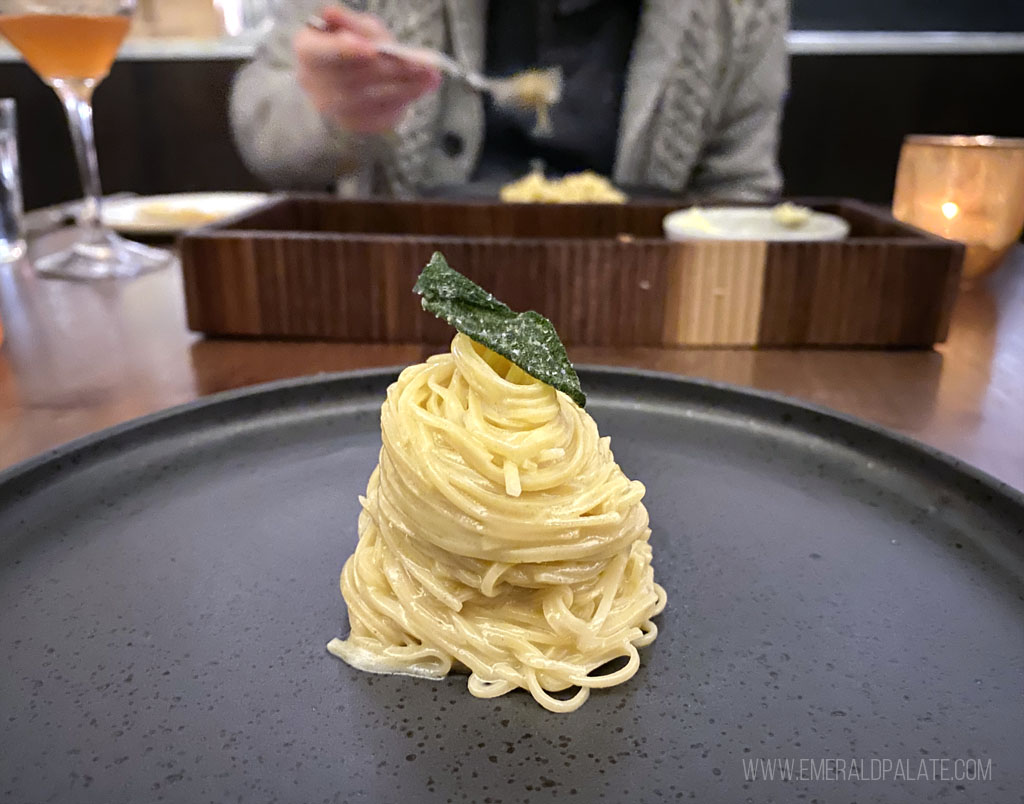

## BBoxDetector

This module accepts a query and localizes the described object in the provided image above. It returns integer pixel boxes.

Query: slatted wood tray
[180,196,963,347]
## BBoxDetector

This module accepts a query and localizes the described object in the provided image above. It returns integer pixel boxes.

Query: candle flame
[941,201,960,220]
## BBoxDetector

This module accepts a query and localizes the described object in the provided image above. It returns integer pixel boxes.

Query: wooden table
[2,235,1022,492]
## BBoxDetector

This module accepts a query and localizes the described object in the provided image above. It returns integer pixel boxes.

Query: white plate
[101,192,269,235]
[663,206,850,242]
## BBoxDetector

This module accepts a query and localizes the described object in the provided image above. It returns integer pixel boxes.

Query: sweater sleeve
[229,1,365,190]
[686,2,789,202]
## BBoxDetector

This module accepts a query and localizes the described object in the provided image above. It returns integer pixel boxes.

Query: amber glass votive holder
[892,135,1024,283]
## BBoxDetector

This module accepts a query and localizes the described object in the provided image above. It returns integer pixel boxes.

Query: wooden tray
[180,196,963,347]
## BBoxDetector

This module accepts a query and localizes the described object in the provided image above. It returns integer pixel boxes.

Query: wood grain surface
[2,231,1022,492]
[181,198,962,347]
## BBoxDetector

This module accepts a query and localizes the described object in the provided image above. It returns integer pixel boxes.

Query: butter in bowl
[663,203,850,242]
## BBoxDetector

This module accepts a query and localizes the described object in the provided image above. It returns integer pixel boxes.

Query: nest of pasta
[329,334,665,712]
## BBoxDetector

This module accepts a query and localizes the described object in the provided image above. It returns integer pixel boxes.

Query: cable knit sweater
[231,0,789,200]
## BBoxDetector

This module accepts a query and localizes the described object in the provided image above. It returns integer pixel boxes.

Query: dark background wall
[782,53,1024,202]
[792,0,1024,32]
[3,59,255,212]
[4,50,1024,210]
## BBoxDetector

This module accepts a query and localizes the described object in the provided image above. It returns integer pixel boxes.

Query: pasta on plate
[328,334,666,713]
[500,170,627,204]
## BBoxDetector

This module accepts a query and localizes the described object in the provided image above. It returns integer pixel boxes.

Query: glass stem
[54,81,104,239]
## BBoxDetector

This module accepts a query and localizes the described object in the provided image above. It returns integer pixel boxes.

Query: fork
[305,14,561,112]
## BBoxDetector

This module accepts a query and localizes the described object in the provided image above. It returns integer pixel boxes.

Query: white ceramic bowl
[663,206,851,242]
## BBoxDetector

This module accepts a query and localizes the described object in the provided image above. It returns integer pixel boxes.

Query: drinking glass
[0,98,25,263]
[0,0,172,279]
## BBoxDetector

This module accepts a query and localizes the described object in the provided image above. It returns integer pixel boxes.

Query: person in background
[231,0,789,200]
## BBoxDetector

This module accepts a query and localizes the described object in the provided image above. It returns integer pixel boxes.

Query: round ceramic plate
[664,206,851,242]
[1,369,1021,802]
[101,192,269,235]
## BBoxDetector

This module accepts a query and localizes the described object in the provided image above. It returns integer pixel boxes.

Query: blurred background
[3,0,1024,210]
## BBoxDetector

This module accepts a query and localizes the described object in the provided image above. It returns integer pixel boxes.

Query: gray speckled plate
[1,369,1022,804]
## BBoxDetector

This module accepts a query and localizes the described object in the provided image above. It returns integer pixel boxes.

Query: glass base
[0,237,26,264]
[34,229,173,280]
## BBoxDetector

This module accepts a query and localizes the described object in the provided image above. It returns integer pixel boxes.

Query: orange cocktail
[0,1,171,280]
[0,13,129,83]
